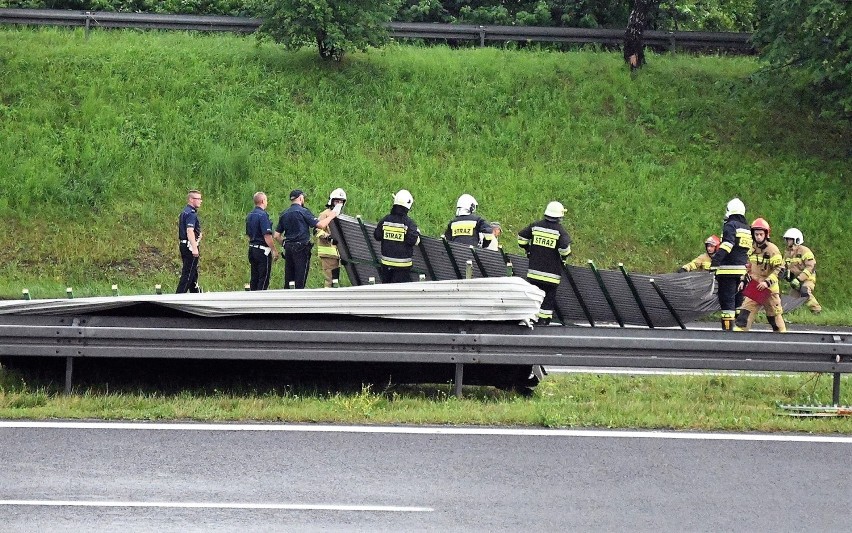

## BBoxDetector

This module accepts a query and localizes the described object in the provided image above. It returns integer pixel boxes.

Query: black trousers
[380,265,412,284]
[177,245,200,293]
[248,247,273,291]
[284,242,312,289]
[528,277,559,319]
[716,274,741,312]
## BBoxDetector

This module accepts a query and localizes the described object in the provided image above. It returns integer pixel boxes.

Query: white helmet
[544,201,566,219]
[393,189,414,209]
[327,187,347,208]
[456,194,478,216]
[783,227,804,245]
[725,198,746,218]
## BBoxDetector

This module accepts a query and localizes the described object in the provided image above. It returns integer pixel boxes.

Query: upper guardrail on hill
[0,8,755,53]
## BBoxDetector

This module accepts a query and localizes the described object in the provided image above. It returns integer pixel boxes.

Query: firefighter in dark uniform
[273,189,337,289]
[517,201,572,326]
[246,191,278,291]
[176,189,203,293]
[710,198,751,331]
[373,189,420,283]
[445,193,493,248]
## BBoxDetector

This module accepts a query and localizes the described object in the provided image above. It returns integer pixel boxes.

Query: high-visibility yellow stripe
[317,245,339,257]
[527,270,561,284]
[381,256,413,267]
[715,266,747,275]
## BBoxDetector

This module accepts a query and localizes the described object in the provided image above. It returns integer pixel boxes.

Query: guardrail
[0,316,847,400]
[0,9,755,53]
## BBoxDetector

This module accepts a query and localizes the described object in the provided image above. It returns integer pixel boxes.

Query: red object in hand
[741,278,771,305]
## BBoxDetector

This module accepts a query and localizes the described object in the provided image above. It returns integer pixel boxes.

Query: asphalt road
[1,422,850,532]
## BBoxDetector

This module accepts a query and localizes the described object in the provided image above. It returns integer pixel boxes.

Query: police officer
[246,191,278,291]
[373,189,420,283]
[710,198,750,331]
[517,201,572,326]
[678,235,720,272]
[176,189,203,293]
[444,193,493,248]
[734,218,786,332]
[316,188,347,288]
[274,189,337,289]
[782,227,822,314]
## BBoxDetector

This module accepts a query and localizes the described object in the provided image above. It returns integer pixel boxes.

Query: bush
[252,0,401,61]
[753,0,851,120]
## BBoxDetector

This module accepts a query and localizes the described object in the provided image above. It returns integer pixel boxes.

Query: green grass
[1,368,850,432]
[0,28,849,315]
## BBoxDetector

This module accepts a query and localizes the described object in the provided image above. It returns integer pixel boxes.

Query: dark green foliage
[252,0,401,60]
[753,0,851,120]
[3,0,760,31]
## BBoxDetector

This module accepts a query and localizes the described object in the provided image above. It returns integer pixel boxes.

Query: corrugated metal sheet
[0,278,544,322]
[330,215,807,327]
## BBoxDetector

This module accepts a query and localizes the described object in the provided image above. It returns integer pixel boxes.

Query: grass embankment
[1,369,849,432]
[0,28,850,313]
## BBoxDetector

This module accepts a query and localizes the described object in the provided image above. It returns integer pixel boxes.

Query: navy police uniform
[177,204,202,293]
[276,201,320,289]
[246,206,274,291]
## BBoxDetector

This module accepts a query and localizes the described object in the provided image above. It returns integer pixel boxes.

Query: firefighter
[678,235,721,272]
[316,188,347,288]
[782,228,822,314]
[710,198,750,331]
[445,194,494,248]
[734,217,786,332]
[373,189,421,283]
[517,201,572,326]
[176,189,203,293]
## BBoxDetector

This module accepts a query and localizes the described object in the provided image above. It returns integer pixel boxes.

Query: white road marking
[2,420,851,443]
[0,500,432,512]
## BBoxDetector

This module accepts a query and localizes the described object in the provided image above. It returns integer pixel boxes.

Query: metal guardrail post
[333,217,361,286]
[356,215,382,279]
[649,278,686,329]
[833,335,843,405]
[65,356,73,394]
[498,245,510,267]
[478,25,485,47]
[22,289,30,300]
[506,262,513,277]
[561,264,594,327]
[441,236,463,279]
[465,260,473,280]
[588,260,624,327]
[668,31,676,52]
[84,11,91,39]
[470,247,488,277]
[454,363,464,398]
[417,240,437,281]
[618,263,654,328]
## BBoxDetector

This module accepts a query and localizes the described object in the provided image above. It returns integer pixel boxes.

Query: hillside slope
[0,28,849,310]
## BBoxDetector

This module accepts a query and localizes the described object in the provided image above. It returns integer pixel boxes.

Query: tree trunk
[624,0,658,70]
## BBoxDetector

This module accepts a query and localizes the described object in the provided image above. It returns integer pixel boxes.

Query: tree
[254,0,401,61]
[753,0,851,119]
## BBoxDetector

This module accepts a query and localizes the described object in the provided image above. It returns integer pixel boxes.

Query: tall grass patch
[0,28,849,308]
